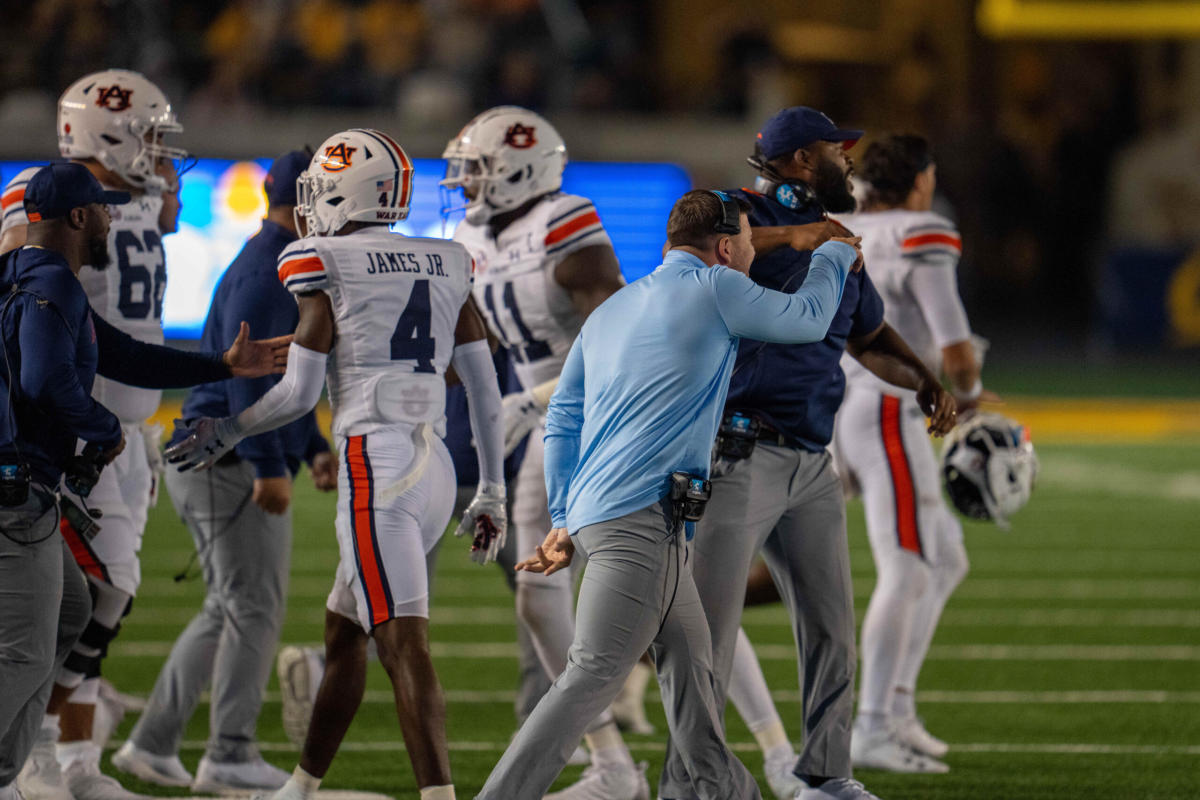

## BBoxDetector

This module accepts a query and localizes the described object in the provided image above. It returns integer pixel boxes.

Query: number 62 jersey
[277,227,473,439]
[81,190,167,424]
[453,192,612,389]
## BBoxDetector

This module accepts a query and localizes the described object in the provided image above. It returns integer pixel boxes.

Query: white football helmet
[296,128,414,237]
[440,106,567,224]
[941,412,1038,530]
[58,69,187,193]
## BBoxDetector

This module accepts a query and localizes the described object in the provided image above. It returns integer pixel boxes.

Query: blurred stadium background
[1,1,1197,798]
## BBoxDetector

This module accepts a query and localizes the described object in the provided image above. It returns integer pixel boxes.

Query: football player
[440,106,648,800]
[14,69,193,800]
[165,128,507,800]
[833,133,986,770]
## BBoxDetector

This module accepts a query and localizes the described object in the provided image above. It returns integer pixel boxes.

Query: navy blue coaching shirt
[725,187,885,451]
[172,219,328,476]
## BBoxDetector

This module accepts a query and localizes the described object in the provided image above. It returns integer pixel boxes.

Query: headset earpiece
[708,190,742,235]
[746,155,818,213]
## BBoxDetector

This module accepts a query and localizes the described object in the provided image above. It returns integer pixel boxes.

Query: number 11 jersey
[453,192,612,389]
[278,227,473,438]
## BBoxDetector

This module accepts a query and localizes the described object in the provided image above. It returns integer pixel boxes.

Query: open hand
[516,528,574,576]
[223,321,292,378]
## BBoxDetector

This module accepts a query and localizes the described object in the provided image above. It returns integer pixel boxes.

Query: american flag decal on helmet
[376,178,394,193]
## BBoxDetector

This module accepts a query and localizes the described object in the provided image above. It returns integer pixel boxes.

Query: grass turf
[101,440,1200,799]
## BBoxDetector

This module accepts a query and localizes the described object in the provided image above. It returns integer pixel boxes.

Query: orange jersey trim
[545,210,601,246]
[902,232,961,251]
[1,187,25,210]
[279,256,325,281]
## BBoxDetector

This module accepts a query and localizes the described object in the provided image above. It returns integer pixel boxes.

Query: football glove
[501,389,543,457]
[141,421,165,506]
[455,482,508,565]
[164,417,244,472]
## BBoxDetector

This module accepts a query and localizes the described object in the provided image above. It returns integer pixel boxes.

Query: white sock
[56,740,100,769]
[41,714,61,739]
[891,687,916,720]
[288,766,322,799]
[615,660,653,705]
[727,628,782,736]
[584,722,634,768]
[419,786,455,800]
[749,718,793,763]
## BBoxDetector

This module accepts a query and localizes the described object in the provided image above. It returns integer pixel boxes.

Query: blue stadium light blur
[2,159,691,339]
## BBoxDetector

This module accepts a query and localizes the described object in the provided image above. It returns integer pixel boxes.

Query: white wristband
[954,378,983,402]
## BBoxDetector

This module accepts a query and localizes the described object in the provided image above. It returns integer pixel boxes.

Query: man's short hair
[666,190,752,249]
[859,134,933,206]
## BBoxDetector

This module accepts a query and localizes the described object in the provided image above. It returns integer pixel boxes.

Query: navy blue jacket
[1,247,230,484]
[173,220,328,478]
[725,187,885,451]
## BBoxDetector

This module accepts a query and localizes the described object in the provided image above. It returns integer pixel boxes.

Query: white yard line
[107,739,1200,756]
[111,641,1200,661]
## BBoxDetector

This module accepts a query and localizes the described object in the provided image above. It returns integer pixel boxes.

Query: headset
[708,190,742,235]
[746,146,819,213]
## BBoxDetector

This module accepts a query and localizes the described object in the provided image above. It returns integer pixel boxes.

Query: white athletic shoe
[0,782,27,800]
[111,741,192,788]
[192,756,290,793]
[91,681,127,749]
[794,777,882,800]
[248,781,308,800]
[16,728,70,800]
[277,645,324,747]
[850,723,948,774]
[611,663,655,736]
[894,716,948,758]
[63,761,150,800]
[544,761,650,800]
[764,751,804,800]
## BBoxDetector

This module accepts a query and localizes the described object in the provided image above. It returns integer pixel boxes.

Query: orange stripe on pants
[880,396,923,557]
[61,517,107,581]
[346,435,390,627]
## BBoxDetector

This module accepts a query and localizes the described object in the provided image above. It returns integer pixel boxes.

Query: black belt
[755,422,792,448]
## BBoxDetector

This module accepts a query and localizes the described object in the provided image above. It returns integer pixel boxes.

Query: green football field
[101,439,1200,799]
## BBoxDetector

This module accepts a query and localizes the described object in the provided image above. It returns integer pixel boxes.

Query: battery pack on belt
[669,471,712,522]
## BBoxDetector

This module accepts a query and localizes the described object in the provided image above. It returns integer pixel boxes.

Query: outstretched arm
[165,292,332,471]
[715,238,860,344]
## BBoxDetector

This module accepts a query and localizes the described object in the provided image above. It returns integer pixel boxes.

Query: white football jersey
[454,192,612,388]
[278,227,473,438]
[1,166,39,237]
[83,187,167,423]
[836,209,970,396]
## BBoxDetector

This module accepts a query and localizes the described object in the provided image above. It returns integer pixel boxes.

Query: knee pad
[874,551,933,607]
[62,582,132,682]
[934,511,969,592]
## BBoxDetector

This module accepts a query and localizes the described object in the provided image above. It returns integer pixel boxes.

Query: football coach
[0,163,288,799]
[475,189,863,800]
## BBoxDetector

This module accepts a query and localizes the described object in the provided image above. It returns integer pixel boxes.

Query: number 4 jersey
[453,192,613,389]
[277,227,473,438]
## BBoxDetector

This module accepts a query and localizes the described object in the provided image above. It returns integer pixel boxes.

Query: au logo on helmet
[322,143,357,172]
[504,124,537,149]
[95,85,133,112]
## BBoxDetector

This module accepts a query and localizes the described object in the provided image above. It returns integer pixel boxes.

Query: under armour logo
[95,85,133,112]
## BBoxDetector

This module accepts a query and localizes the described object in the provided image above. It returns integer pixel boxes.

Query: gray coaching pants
[661,445,855,797]
[130,462,290,762]
[477,502,761,800]
[0,488,91,787]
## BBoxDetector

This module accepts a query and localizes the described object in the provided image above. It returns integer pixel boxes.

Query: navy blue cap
[263,150,312,207]
[23,162,130,222]
[756,107,863,161]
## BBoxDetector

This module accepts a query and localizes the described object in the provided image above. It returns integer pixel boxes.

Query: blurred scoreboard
[2,159,690,339]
